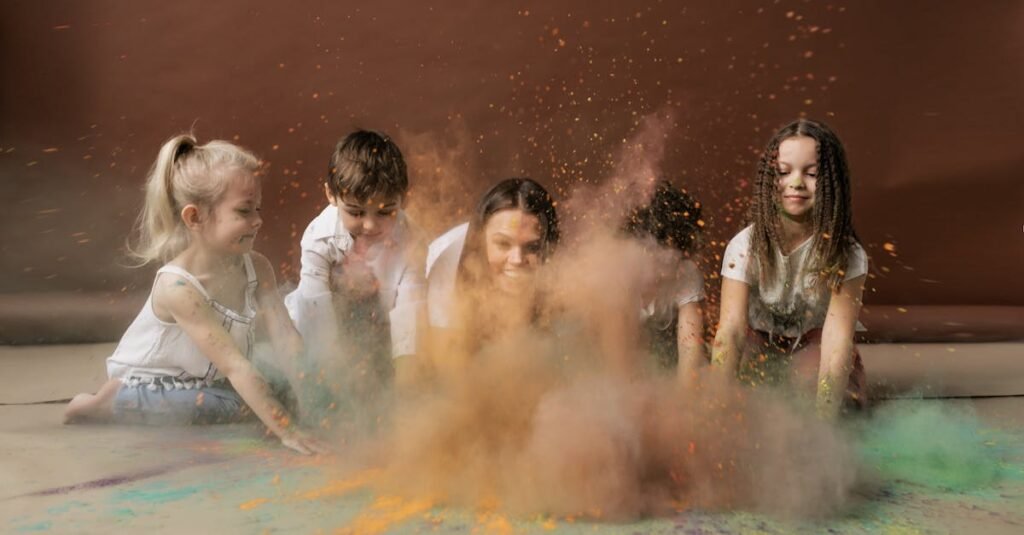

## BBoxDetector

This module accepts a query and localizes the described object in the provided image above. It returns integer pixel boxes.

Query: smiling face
[199,168,263,255]
[776,136,819,222]
[483,209,543,295]
[326,183,400,250]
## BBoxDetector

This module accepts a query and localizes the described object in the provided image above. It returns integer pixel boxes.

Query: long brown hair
[454,178,560,351]
[750,119,858,290]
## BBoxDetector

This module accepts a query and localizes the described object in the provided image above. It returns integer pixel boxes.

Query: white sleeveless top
[106,255,258,385]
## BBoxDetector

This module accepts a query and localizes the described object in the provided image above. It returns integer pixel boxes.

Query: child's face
[326,185,401,249]
[201,169,263,255]
[483,209,543,295]
[775,136,818,221]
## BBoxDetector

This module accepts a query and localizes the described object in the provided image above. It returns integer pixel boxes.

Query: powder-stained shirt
[640,259,705,327]
[720,225,868,338]
[284,205,425,358]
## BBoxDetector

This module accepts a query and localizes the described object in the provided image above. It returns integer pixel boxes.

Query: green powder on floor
[857,401,1008,491]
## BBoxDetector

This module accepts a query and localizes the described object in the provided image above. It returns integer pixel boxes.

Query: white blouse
[284,205,425,358]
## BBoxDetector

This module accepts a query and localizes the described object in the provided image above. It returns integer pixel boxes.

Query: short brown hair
[326,130,408,202]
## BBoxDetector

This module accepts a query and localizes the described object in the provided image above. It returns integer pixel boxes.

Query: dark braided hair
[621,180,702,257]
[750,119,858,291]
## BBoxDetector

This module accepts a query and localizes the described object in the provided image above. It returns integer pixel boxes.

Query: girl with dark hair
[712,119,868,418]
[621,180,707,380]
[425,178,560,360]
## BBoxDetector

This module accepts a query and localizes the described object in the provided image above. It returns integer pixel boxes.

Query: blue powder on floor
[111,482,204,505]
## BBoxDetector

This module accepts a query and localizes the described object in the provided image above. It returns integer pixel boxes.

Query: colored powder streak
[45,501,89,515]
[477,511,514,535]
[236,469,379,511]
[300,469,379,500]
[857,401,1008,490]
[111,482,204,505]
[15,521,52,533]
[238,497,269,510]
[19,466,175,497]
[335,495,433,535]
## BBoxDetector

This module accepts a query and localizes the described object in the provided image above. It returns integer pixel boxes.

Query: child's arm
[155,275,328,455]
[711,278,750,375]
[252,252,304,363]
[816,274,866,419]
[291,238,345,362]
[391,260,427,388]
[676,301,706,384]
[390,261,426,359]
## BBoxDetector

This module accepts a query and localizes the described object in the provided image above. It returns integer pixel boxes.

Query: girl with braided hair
[712,119,868,418]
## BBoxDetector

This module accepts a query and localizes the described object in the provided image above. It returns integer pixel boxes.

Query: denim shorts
[111,377,252,425]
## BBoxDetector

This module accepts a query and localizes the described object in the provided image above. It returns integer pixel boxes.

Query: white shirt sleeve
[720,226,755,284]
[389,254,427,358]
[844,241,869,280]
[674,259,706,306]
[426,225,468,328]
[426,222,469,278]
[284,210,345,365]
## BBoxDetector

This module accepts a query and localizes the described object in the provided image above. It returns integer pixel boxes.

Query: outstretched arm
[817,274,866,419]
[155,274,328,455]
[252,253,304,364]
[711,278,750,377]
[676,301,706,384]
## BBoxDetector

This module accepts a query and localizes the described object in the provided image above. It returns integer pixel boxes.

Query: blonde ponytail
[128,134,260,265]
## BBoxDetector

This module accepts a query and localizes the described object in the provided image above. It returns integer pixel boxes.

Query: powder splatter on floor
[3,400,1023,534]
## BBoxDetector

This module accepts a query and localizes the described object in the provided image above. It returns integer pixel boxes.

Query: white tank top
[106,255,258,384]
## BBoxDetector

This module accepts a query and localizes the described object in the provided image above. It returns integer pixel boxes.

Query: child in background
[621,180,707,381]
[285,130,425,416]
[712,119,868,418]
[64,134,326,455]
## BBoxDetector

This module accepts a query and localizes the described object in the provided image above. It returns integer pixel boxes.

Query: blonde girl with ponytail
[64,134,328,455]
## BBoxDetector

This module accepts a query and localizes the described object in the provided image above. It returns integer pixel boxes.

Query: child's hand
[330,256,380,302]
[281,429,333,455]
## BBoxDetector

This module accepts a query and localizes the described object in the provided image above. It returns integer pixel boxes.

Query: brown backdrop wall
[2,0,1022,306]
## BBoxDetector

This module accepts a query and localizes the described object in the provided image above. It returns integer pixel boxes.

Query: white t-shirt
[425,222,468,328]
[640,259,705,324]
[284,205,425,358]
[720,225,868,338]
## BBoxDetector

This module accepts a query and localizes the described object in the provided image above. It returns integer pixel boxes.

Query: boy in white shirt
[285,130,425,422]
